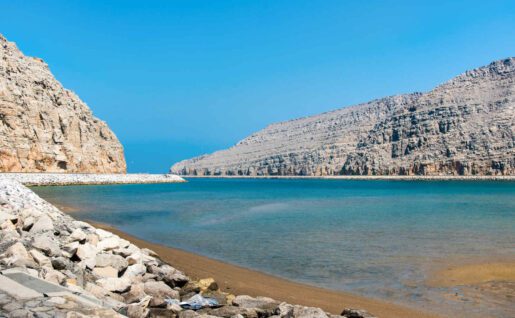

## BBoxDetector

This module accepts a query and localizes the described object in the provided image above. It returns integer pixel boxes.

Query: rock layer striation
[172,58,515,176]
[0,34,126,173]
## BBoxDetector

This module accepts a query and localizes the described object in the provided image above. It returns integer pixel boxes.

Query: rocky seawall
[0,34,126,173]
[0,178,375,318]
[171,58,515,177]
[0,173,185,186]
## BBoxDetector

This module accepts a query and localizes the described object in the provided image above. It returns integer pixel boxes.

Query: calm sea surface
[33,179,515,317]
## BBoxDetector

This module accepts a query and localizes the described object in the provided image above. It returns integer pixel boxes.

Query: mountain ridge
[172,57,515,176]
[0,34,126,173]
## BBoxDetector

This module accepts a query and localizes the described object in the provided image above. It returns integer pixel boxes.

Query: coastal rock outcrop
[171,58,515,176]
[0,177,376,318]
[0,34,126,173]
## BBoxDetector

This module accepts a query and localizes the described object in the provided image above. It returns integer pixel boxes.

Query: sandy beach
[92,222,441,318]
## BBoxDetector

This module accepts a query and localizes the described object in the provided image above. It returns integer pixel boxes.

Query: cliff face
[0,34,126,173]
[171,58,515,176]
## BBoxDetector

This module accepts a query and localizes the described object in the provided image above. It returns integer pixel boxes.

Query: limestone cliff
[171,58,515,176]
[0,34,126,173]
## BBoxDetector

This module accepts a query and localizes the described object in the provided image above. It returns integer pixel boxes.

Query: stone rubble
[0,178,376,318]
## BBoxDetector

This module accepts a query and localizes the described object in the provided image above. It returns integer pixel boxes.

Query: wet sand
[427,262,515,287]
[91,221,439,318]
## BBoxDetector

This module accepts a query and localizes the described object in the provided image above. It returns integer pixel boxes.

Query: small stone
[51,257,71,270]
[21,216,34,231]
[341,308,377,318]
[198,278,218,291]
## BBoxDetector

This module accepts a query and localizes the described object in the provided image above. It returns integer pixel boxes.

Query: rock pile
[0,178,375,318]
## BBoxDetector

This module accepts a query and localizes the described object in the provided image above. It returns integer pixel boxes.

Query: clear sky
[1,1,514,172]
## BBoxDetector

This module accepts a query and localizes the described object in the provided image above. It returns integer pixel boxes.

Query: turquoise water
[33,179,515,317]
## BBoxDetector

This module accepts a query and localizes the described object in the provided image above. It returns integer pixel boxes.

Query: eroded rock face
[0,34,126,173]
[172,58,515,176]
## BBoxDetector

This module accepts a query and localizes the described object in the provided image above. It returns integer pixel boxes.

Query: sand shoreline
[91,221,440,318]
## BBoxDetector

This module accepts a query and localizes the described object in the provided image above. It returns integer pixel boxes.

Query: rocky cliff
[0,34,126,173]
[171,58,515,176]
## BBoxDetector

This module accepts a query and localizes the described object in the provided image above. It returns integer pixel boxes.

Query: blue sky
[1,1,514,172]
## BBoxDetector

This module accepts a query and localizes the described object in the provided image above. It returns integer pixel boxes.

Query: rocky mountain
[171,58,515,176]
[0,34,126,173]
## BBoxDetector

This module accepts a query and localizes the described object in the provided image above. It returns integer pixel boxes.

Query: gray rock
[341,308,377,318]
[122,263,146,280]
[97,236,121,251]
[149,264,189,288]
[2,242,35,267]
[293,305,329,318]
[75,243,97,269]
[51,257,71,270]
[69,228,87,242]
[29,215,54,233]
[144,281,180,307]
[29,249,52,267]
[95,253,128,272]
[97,277,132,293]
[200,305,258,318]
[33,234,61,257]
[232,295,279,310]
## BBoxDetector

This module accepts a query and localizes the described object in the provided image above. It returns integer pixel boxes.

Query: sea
[33,178,515,317]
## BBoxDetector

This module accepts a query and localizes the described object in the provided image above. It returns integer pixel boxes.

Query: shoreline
[179,175,515,181]
[91,221,440,318]
[0,172,186,186]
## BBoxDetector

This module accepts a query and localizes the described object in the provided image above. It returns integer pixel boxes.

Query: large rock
[232,295,279,313]
[171,58,515,177]
[95,253,128,272]
[143,281,180,307]
[292,305,329,318]
[0,34,126,173]
[97,277,132,293]
[75,243,97,269]
[2,242,35,267]
[29,215,54,233]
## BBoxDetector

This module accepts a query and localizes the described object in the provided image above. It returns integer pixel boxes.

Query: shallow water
[33,179,515,317]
